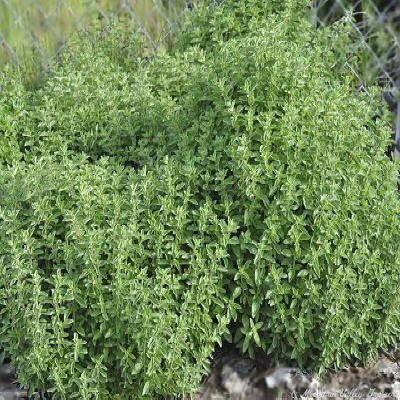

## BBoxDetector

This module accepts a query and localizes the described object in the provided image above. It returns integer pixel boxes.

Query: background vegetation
[0,0,189,66]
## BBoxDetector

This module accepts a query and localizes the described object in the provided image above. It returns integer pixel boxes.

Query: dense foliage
[1,0,400,398]
[0,155,229,398]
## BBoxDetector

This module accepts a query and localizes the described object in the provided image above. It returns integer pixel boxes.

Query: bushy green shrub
[176,0,308,51]
[1,0,400,398]
[0,155,230,398]
[140,2,400,369]
[176,0,358,66]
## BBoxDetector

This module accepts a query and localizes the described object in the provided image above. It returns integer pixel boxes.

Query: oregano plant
[1,0,400,398]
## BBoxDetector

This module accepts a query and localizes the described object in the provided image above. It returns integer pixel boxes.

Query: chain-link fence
[0,0,194,66]
[313,0,400,87]
[312,0,400,156]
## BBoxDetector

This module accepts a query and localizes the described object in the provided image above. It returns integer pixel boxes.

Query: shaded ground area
[195,344,400,400]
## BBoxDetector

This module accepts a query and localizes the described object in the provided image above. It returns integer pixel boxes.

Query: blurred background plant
[0,0,193,67]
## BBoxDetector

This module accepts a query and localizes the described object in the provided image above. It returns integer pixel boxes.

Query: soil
[194,344,400,400]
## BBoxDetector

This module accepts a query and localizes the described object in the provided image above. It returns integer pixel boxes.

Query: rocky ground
[194,344,400,400]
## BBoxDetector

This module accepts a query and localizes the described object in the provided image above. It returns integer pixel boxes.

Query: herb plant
[1,0,400,398]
